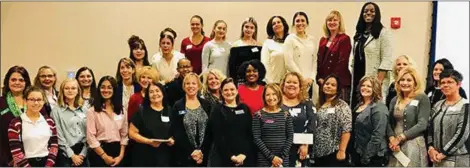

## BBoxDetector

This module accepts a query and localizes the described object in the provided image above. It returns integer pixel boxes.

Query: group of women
[0,1,468,167]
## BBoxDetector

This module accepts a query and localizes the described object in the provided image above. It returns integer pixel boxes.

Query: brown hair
[356,76,382,105]
[280,72,308,101]
[262,83,283,108]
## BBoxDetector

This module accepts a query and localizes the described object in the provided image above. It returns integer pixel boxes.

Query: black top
[425,86,467,107]
[227,46,262,82]
[165,77,185,107]
[351,32,369,108]
[117,82,141,106]
[170,96,212,167]
[209,103,255,167]
[130,106,171,166]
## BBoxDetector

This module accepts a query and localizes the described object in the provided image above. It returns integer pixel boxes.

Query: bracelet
[99,152,106,157]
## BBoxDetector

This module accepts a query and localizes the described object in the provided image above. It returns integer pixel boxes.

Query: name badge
[161,116,170,122]
[114,114,123,121]
[289,108,301,117]
[326,108,335,114]
[410,100,419,107]
[219,48,225,52]
[251,47,259,53]
[264,119,274,124]
[235,110,245,115]
[77,112,86,119]
[178,110,187,115]
[427,92,432,98]
[186,45,193,50]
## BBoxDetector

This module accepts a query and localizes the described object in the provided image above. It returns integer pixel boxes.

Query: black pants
[56,142,89,167]
[89,142,121,167]
[313,151,351,167]
[354,155,387,167]
[28,156,47,167]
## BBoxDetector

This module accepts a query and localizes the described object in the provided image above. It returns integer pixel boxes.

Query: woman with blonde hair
[51,79,88,167]
[201,20,231,75]
[386,54,415,108]
[200,68,226,105]
[351,76,388,166]
[387,67,430,167]
[34,65,58,114]
[127,66,160,119]
[280,72,315,167]
[316,10,352,104]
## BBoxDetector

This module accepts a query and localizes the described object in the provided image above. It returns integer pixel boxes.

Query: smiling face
[139,73,153,89]
[214,22,227,39]
[245,65,259,84]
[132,44,145,61]
[294,15,308,33]
[242,22,255,39]
[360,80,373,99]
[322,77,338,96]
[26,91,45,113]
[207,73,221,91]
[272,17,284,35]
[184,75,199,97]
[327,15,340,32]
[440,77,461,97]
[399,73,416,93]
[119,62,135,81]
[78,69,93,88]
[190,17,203,34]
[148,84,163,104]
[222,82,238,103]
[39,68,56,89]
[396,56,410,74]
[265,87,280,108]
[63,80,79,101]
[363,4,376,23]
[160,37,173,54]
[282,74,300,99]
[99,80,114,100]
[8,72,26,94]
[433,63,444,81]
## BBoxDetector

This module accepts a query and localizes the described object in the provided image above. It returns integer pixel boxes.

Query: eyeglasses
[27,98,44,103]
[178,65,192,69]
[440,80,457,86]
[39,74,55,79]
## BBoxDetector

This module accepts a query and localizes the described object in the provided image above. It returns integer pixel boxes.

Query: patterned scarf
[6,92,26,117]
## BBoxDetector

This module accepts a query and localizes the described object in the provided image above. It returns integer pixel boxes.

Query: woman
[153,33,186,84]
[115,57,141,116]
[227,17,263,80]
[237,59,266,116]
[200,68,226,105]
[427,69,469,167]
[128,35,150,69]
[313,75,352,167]
[284,11,317,99]
[170,72,212,166]
[8,86,58,167]
[34,65,58,114]
[0,66,40,166]
[51,79,89,167]
[317,10,352,103]
[261,16,289,84]
[280,72,315,167]
[151,28,183,69]
[252,83,293,167]
[387,67,430,167]
[86,76,128,167]
[351,2,393,108]
[209,78,255,167]
[386,55,415,108]
[352,76,388,166]
[201,20,231,75]
[129,81,175,166]
[127,66,160,119]
[181,15,211,75]
[75,66,97,111]
[426,58,467,107]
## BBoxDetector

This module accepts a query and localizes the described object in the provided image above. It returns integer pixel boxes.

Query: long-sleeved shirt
[428,99,469,156]
[151,51,185,82]
[316,34,352,87]
[252,109,293,167]
[180,36,211,75]
[261,39,286,84]
[8,113,58,167]
[50,106,88,158]
[283,34,317,81]
[201,40,231,75]
[86,107,128,149]
[127,93,144,120]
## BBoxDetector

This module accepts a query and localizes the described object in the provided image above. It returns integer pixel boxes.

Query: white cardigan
[261,39,286,84]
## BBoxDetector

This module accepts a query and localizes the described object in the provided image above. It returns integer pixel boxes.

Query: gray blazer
[354,101,389,164]
[387,93,431,139]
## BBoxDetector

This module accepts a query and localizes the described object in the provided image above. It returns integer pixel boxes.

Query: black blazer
[116,82,141,106]
[165,77,185,107]
[169,96,213,167]
[227,46,262,82]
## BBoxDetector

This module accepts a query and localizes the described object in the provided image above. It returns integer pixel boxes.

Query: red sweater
[127,93,144,120]
[238,84,265,117]
[8,116,58,167]
[180,36,211,74]
[316,33,352,87]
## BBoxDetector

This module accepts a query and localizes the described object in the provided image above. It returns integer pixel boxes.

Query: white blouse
[283,33,317,81]
[261,39,286,84]
[151,51,185,82]
[20,113,52,158]
[201,40,232,75]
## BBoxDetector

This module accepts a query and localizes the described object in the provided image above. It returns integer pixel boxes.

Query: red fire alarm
[391,17,401,29]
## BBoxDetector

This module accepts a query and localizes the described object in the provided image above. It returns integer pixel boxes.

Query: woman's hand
[111,155,123,167]
[102,154,115,166]
[271,156,283,167]
[167,137,175,146]
[71,154,84,166]
[336,150,346,161]
[298,144,308,160]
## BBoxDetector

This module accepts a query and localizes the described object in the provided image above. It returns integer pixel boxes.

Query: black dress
[130,106,172,167]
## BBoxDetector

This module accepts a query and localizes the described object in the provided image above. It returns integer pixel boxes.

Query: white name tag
[410,100,419,106]
[289,108,301,117]
[293,133,313,144]
[234,110,245,115]
[326,108,335,114]
[114,114,123,121]
[178,110,187,115]
[161,116,170,122]
[427,92,432,98]
[186,45,193,50]
[77,112,86,119]
[448,107,457,112]
[219,48,225,52]
[251,47,259,52]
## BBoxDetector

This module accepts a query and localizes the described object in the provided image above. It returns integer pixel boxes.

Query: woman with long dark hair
[128,35,150,69]
[75,66,98,110]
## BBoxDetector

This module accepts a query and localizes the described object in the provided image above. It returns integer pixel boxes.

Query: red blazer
[316,33,352,87]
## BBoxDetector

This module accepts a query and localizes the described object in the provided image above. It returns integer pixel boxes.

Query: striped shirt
[252,109,293,167]
[8,113,58,167]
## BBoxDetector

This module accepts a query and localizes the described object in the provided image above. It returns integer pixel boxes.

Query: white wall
[435,1,469,95]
